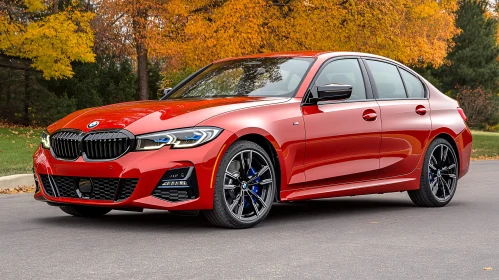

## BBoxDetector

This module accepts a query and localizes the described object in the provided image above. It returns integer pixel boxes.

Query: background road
[1,161,498,280]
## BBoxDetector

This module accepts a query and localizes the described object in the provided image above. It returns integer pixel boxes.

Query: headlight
[135,127,222,150]
[41,131,50,149]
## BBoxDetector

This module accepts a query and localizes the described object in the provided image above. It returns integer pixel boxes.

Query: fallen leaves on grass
[0,121,43,130]
[472,155,499,161]
[0,185,36,194]
[20,129,37,139]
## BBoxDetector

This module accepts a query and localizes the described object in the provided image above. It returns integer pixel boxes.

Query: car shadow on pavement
[31,196,449,231]
[266,197,416,221]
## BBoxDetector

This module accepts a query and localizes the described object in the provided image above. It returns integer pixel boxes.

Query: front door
[302,58,382,187]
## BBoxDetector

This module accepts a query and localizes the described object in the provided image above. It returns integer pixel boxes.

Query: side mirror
[158,88,172,100]
[315,84,352,102]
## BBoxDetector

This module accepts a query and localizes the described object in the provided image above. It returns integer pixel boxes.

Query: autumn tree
[161,0,459,71]
[0,0,95,78]
[93,0,460,98]
[0,0,95,124]
[92,0,196,100]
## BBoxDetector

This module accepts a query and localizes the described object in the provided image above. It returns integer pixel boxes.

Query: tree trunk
[24,70,31,126]
[136,44,149,100]
[6,70,12,105]
[53,0,59,13]
[132,3,149,101]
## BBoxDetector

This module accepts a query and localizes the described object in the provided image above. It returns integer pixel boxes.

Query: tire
[59,205,112,217]
[408,138,459,207]
[203,140,276,229]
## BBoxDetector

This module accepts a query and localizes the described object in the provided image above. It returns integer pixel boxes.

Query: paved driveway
[0,161,498,279]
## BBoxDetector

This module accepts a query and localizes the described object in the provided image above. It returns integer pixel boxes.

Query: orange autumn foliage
[1,0,459,83]
[152,0,459,71]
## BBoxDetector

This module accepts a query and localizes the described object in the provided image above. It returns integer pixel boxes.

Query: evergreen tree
[98,58,137,105]
[148,61,162,99]
[438,0,499,93]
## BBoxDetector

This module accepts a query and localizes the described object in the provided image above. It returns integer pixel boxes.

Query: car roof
[213,51,397,64]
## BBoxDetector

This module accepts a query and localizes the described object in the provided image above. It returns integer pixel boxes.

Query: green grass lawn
[0,126,498,176]
[470,130,499,160]
[0,127,43,176]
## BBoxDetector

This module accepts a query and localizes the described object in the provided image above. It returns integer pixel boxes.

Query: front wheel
[203,140,276,229]
[59,205,112,217]
[408,138,459,207]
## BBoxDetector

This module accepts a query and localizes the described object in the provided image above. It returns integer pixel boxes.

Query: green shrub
[456,86,498,129]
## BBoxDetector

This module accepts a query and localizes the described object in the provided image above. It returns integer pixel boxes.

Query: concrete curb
[0,174,35,190]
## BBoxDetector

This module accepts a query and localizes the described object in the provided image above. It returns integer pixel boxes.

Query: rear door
[302,57,382,187]
[363,58,431,178]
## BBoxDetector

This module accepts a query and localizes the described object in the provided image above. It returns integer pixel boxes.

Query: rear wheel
[409,138,459,207]
[59,205,112,217]
[203,140,276,229]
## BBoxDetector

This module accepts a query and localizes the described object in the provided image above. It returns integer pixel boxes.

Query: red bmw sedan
[33,51,472,228]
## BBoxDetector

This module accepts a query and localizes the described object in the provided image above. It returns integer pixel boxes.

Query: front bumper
[33,130,235,211]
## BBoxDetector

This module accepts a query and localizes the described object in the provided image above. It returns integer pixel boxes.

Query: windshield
[166,57,314,99]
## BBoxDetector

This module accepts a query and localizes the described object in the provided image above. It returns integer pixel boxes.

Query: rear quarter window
[400,69,425,98]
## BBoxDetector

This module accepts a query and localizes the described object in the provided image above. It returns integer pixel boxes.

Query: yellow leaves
[0,7,95,79]
[21,11,96,79]
[483,267,493,271]
[152,0,458,71]
[92,0,459,75]
[410,1,440,18]
[0,185,36,195]
[177,0,276,67]
[163,0,190,17]
[1,0,459,80]
[25,0,46,12]
[438,0,458,11]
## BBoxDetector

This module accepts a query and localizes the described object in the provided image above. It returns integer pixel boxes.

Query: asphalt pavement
[1,161,498,280]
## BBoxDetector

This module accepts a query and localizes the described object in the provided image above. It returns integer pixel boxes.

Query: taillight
[457,107,468,123]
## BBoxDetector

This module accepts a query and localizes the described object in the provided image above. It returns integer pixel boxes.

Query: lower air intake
[152,189,191,202]
[39,174,138,201]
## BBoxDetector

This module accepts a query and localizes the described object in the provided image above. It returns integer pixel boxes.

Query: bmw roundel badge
[87,121,99,129]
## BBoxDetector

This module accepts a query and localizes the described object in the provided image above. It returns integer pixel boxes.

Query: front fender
[198,99,307,191]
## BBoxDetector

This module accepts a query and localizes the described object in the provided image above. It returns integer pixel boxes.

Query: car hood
[48,97,288,134]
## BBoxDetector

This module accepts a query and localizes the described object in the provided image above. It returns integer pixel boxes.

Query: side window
[400,69,425,98]
[365,60,406,99]
[315,59,366,100]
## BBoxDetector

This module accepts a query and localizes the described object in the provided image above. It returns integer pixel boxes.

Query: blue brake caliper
[429,170,435,184]
[245,167,261,209]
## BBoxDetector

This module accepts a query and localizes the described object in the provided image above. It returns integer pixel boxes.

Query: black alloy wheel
[204,140,276,228]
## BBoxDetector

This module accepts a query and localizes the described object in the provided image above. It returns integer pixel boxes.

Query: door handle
[362,109,377,121]
[416,105,427,116]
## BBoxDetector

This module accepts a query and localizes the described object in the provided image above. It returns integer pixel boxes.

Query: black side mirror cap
[308,84,352,104]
